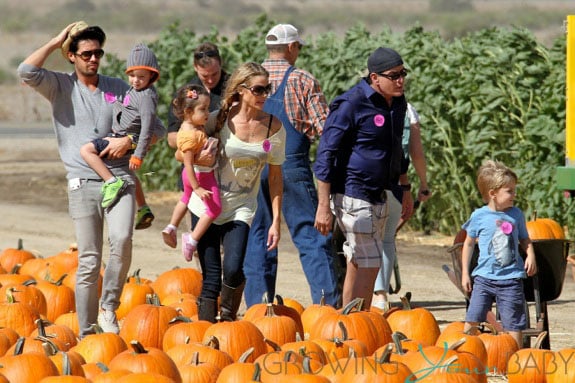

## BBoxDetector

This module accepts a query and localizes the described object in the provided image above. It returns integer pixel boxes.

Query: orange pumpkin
[546,348,575,383]
[161,317,211,351]
[116,372,177,383]
[274,295,305,315]
[165,336,233,371]
[477,324,520,374]
[507,348,555,383]
[243,294,304,338]
[308,298,380,355]
[119,294,178,349]
[386,294,440,347]
[115,274,155,320]
[150,268,202,302]
[0,238,36,273]
[202,320,267,362]
[0,288,41,336]
[0,337,60,382]
[35,275,76,322]
[71,327,128,365]
[526,215,565,240]
[177,351,221,383]
[300,295,337,336]
[251,303,300,351]
[108,340,182,383]
[31,319,78,351]
[0,280,47,317]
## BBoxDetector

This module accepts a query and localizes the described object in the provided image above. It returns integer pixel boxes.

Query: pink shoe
[162,225,177,248]
[182,232,196,262]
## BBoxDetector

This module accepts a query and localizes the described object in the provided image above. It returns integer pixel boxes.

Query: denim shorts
[466,275,527,331]
[331,193,388,268]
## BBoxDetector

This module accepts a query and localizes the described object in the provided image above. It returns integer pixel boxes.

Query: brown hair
[171,84,210,121]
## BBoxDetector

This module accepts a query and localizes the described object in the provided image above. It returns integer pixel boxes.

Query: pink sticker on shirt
[104,92,117,103]
[123,94,131,106]
[262,139,272,153]
[374,114,385,127]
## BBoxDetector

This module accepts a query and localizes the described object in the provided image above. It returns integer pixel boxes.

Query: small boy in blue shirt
[461,160,537,348]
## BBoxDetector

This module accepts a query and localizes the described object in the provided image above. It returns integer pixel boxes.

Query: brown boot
[218,282,245,322]
[197,297,218,323]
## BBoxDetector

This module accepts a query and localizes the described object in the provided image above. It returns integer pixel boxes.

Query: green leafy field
[100,14,572,235]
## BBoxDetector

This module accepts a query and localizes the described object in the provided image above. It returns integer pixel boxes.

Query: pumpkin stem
[337,321,349,341]
[17,238,23,250]
[391,332,408,355]
[169,316,193,324]
[533,331,548,349]
[274,294,285,305]
[482,322,498,335]
[341,297,364,314]
[13,337,25,355]
[53,274,68,286]
[96,362,110,373]
[129,340,149,354]
[399,294,413,310]
[22,279,38,286]
[295,332,304,342]
[252,362,262,381]
[191,351,200,366]
[374,343,394,364]
[238,346,255,363]
[5,287,17,304]
[263,338,282,351]
[447,337,467,351]
[89,323,106,334]
[320,290,326,306]
[204,335,220,349]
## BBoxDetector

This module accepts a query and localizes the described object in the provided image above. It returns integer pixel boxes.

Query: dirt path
[1,133,573,352]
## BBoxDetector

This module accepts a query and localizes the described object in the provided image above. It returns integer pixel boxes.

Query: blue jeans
[194,214,249,301]
[244,154,340,307]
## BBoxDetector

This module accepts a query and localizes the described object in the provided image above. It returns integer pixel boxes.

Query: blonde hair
[476,160,518,203]
[215,62,269,132]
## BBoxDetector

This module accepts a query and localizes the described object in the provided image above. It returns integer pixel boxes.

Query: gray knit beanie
[126,43,160,83]
[367,47,403,74]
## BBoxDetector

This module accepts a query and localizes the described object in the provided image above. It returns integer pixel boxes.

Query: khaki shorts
[331,193,388,268]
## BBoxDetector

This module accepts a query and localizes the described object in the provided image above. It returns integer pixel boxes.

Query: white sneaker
[98,309,119,334]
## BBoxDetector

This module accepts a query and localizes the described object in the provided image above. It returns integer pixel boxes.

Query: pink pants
[180,168,221,219]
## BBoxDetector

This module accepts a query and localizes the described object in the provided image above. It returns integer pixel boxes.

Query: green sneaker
[101,178,127,208]
[135,204,154,230]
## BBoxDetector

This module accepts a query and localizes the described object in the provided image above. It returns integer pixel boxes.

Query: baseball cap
[265,24,305,46]
[367,47,403,74]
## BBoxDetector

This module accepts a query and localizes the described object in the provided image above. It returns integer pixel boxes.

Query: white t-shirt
[188,120,286,225]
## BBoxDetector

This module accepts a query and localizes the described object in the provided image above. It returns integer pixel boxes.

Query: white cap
[265,24,305,46]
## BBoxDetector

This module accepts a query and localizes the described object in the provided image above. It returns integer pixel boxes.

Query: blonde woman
[188,62,286,322]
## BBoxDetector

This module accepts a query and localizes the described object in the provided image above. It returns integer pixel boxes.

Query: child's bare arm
[520,238,537,276]
[461,235,475,293]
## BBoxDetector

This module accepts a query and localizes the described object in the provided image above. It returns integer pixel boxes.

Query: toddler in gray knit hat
[80,43,163,229]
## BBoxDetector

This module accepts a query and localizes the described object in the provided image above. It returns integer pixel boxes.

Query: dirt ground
[0,130,573,354]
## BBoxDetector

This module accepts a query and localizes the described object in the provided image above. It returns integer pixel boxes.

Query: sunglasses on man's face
[377,68,408,81]
[241,84,272,97]
[194,50,219,60]
[74,49,105,61]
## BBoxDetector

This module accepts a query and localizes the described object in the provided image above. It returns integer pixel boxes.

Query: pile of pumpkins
[0,231,573,382]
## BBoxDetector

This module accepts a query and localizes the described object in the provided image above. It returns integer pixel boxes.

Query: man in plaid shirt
[244,24,340,308]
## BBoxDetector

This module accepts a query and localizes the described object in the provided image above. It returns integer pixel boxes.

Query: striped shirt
[262,59,328,141]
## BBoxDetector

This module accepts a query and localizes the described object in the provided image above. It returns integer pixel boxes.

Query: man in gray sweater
[18,21,136,338]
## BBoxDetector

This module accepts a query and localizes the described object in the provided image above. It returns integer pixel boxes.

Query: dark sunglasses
[194,50,219,60]
[74,49,105,61]
[378,68,408,81]
[241,84,272,97]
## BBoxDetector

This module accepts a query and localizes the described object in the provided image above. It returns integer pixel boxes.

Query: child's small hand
[461,274,472,294]
[524,255,537,277]
[129,156,142,170]
[194,187,213,200]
